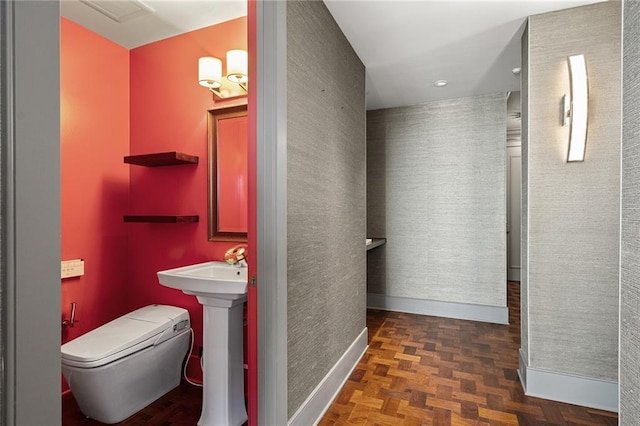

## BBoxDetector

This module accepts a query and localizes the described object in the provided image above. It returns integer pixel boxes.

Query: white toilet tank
[61,305,191,424]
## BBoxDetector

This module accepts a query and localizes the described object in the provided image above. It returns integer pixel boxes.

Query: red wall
[128,18,248,381]
[217,114,248,232]
[61,13,247,391]
[60,18,130,390]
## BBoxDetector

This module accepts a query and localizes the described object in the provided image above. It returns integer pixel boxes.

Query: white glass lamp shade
[198,57,222,89]
[226,50,248,84]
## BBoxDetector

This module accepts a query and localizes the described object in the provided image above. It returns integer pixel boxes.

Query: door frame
[506,143,522,282]
[253,1,288,424]
[1,1,61,424]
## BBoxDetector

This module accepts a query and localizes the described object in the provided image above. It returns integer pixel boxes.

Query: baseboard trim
[288,327,368,426]
[367,293,508,325]
[518,348,618,412]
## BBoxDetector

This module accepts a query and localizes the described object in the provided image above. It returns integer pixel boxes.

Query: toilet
[61,304,191,424]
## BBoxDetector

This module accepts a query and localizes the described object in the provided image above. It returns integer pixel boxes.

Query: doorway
[506,91,522,282]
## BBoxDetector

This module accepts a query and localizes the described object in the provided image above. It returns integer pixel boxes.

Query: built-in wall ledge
[124,152,199,167]
[124,215,199,223]
[366,238,386,251]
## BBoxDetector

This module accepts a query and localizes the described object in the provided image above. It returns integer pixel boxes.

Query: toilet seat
[61,305,189,369]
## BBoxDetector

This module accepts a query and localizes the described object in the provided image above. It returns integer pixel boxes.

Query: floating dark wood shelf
[124,152,199,167]
[124,215,199,223]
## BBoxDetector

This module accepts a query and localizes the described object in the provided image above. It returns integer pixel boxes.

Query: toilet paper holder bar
[62,302,78,327]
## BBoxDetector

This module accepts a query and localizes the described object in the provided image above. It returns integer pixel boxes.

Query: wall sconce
[198,49,248,100]
[563,54,589,162]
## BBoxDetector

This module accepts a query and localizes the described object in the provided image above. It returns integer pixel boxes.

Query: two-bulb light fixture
[563,54,589,162]
[198,49,248,100]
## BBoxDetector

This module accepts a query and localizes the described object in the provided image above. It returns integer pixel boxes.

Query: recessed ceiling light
[512,67,521,75]
[433,80,448,87]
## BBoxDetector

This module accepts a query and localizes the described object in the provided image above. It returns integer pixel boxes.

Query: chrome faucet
[224,244,248,266]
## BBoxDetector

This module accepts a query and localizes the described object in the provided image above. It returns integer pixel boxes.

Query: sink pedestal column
[195,294,248,426]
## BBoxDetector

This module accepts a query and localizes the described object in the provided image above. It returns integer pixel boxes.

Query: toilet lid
[61,305,189,368]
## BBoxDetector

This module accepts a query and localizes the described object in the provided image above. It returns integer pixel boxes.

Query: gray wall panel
[2,1,62,423]
[526,1,620,380]
[287,0,366,418]
[620,0,640,420]
[367,93,507,308]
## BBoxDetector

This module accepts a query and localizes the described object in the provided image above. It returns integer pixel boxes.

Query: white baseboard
[288,327,368,426]
[367,293,509,325]
[518,348,618,412]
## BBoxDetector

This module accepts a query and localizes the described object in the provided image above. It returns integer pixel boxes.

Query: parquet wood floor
[63,382,204,425]
[319,282,618,426]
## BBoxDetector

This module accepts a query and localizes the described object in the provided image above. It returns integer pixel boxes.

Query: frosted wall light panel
[567,54,588,162]
[198,57,222,89]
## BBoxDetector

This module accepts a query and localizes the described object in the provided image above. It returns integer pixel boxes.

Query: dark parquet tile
[319,282,618,426]
[63,383,207,425]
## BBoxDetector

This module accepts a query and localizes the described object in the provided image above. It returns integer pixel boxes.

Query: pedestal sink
[157,261,248,426]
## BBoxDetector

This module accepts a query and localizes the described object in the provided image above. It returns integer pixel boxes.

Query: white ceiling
[60,0,605,111]
[60,0,247,49]
[324,0,604,110]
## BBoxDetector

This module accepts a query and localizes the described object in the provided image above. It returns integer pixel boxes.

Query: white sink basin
[157,261,247,299]
[157,260,249,425]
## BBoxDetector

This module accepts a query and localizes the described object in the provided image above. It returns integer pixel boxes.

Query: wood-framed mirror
[207,103,248,242]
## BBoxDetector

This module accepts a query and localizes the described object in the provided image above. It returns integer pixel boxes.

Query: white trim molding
[367,293,509,325]
[2,1,62,424]
[518,349,618,412]
[288,327,368,426]
[256,1,288,424]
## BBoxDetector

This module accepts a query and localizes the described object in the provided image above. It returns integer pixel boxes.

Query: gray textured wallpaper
[286,0,366,418]
[621,0,640,420]
[367,93,507,308]
[525,1,620,380]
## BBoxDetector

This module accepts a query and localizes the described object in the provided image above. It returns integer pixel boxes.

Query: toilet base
[62,331,189,424]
